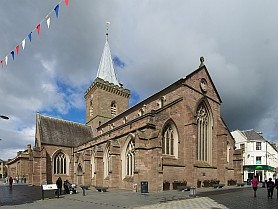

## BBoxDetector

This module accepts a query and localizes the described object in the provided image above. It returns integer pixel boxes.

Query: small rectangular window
[256,156,261,164]
[256,142,261,150]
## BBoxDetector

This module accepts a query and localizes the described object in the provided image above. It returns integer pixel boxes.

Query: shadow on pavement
[0,184,59,206]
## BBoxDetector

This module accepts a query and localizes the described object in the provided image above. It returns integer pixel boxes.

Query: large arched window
[196,101,213,163]
[103,145,111,179]
[162,121,178,158]
[121,134,135,179]
[53,152,67,174]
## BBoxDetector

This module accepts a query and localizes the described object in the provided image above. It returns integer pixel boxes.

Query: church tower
[84,32,130,136]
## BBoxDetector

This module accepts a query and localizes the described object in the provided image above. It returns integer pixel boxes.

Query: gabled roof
[186,65,222,103]
[96,34,119,86]
[241,129,265,141]
[37,114,93,147]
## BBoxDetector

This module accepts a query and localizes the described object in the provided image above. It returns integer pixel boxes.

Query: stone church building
[7,34,242,192]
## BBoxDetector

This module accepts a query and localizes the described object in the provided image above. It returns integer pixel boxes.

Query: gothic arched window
[196,101,213,163]
[103,145,111,178]
[121,134,135,179]
[53,152,67,174]
[111,101,117,117]
[162,121,178,158]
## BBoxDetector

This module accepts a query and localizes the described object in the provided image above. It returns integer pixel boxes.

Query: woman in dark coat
[56,177,63,195]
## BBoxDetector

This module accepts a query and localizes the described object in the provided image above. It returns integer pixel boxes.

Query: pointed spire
[96,23,119,86]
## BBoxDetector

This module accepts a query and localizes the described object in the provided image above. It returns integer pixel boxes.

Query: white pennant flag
[5,56,8,65]
[22,39,26,50]
[46,16,51,28]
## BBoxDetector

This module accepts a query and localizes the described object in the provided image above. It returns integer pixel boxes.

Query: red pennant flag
[36,24,41,36]
[16,45,20,55]
[64,0,69,6]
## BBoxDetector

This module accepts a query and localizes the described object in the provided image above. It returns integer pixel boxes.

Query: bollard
[190,186,196,197]
[82,187,86,196]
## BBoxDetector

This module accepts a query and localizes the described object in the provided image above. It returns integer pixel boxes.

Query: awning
[243,165,275,171]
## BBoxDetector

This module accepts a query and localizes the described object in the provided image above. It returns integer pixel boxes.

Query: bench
[95,186,108,192]
[237,183,245,187]
[177,186,192,191]
[213,184,225,188]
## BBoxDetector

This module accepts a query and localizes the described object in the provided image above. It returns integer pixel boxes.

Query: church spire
[96,22,119,86]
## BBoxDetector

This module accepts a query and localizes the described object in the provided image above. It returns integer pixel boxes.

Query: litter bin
[141,181,148,193]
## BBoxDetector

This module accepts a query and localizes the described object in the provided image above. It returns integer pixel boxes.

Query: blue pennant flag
[28,32,32,42]
[11,51,15,60]
[54,4,59,18]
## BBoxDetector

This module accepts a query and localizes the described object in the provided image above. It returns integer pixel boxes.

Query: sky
[0,0,278,160]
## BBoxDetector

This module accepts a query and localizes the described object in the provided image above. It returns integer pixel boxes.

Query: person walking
[266,178,275,199]
[56,177,63,195]
[251,176,259,197]
[9,176,13,189]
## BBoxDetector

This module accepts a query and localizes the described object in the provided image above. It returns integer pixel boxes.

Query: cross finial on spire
[106,21,110,40]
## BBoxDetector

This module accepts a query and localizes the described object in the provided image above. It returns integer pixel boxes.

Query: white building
[231,129,278,182]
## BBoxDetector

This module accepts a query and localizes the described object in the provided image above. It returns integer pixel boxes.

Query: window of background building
[240,143,245,152]
[256,142,262,150]
[256,156,262,164]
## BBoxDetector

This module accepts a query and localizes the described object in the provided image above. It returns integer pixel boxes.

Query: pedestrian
[251,175,259,197]
[9,176,13,189]
[266,178,275,199]
[56,177,63,195]
[274,178,278,199]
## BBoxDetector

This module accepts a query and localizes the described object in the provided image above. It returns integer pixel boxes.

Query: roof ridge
[39,114,88,127]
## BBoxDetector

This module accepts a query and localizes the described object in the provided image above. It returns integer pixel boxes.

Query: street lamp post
[0,115,9,120]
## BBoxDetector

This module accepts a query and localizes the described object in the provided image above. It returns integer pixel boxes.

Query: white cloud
[1,0,278,160]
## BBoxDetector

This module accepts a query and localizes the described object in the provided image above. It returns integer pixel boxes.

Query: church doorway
[77,163,83,185]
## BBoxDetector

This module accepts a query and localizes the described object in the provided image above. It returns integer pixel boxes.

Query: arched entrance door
[77,163,83,185]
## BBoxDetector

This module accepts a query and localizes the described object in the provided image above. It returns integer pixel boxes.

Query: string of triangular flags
[0,0,70,68]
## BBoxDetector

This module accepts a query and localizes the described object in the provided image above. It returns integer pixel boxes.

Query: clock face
[200,78,207,93]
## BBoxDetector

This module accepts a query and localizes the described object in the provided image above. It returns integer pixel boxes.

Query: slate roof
[241,129,264,141]
[37,114,93,147]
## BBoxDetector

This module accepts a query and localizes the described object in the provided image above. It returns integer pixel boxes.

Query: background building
[232,129,278,182]
[0,159,7,179]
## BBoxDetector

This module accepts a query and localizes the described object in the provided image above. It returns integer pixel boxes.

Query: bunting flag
[0,0,70,69]
[16,45,20,55]
[46,16,51,28]
[11,51,15,60]
[54,5,59,18]
[28,32,32,42]
[22,39,26,50]
[36,24,41,36]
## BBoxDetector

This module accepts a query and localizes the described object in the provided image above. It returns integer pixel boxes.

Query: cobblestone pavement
[1,182,278,209]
